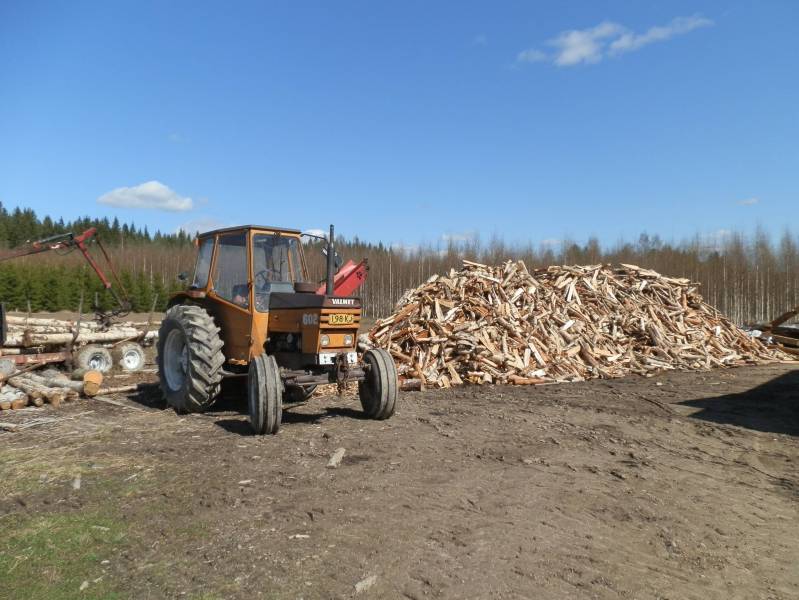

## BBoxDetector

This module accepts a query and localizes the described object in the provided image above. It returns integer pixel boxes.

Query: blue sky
[0,1,796,250]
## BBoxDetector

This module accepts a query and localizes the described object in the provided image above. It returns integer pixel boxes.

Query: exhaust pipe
[326,224,335,296]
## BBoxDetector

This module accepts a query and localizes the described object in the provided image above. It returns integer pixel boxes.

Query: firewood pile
[2,315,157,350]
[0,315,156,411]
[363,260,788,389]
[0,365,102,410]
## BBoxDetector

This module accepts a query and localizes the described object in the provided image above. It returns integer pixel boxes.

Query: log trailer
[157,224,396,434]
[0,228,150,372]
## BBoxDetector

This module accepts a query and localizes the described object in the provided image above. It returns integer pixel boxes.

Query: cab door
[207,231,253,364]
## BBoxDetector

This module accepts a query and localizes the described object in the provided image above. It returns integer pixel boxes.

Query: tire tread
[157,304,224,413]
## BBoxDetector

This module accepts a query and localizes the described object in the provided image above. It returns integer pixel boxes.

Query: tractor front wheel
[248,354,283,435]
[358,348,398,420]
[157,304,224,413]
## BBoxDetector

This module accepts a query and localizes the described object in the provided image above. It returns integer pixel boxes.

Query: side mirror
[177,271,188,282]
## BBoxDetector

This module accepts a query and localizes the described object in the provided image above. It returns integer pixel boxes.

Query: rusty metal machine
[157,224,397,434]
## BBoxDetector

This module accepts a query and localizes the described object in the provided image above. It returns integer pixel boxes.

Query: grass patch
[0,512,127,600]
[0,444,154,500]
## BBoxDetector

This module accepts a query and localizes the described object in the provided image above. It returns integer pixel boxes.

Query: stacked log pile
[364,260,788,389]
[752,305,799,358]
[2,316,156,351]
[0,366,99,410]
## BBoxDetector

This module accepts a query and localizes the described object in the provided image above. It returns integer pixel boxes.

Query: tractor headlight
[343,334,353,346]
[320,334,330,347]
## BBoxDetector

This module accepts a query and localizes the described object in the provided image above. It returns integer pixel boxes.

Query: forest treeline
[343,230,799,325]
[0,204,797,325]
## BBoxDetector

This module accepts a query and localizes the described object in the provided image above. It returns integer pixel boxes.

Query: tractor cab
[171,224,360,367]
[188,226,304,312]
[186,226,297,298]
[159,224,397,434]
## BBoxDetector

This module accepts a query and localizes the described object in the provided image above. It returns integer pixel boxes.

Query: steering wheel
[254,268,278,290]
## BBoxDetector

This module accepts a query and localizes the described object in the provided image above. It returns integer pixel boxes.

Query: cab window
[252,234,304,283]
[212,233,249,307]
[191,237,214,289]
[252,234,304,312]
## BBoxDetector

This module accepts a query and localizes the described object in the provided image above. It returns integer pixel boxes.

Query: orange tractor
[157,224,397,434]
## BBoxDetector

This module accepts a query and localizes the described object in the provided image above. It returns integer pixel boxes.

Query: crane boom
[0,227,131,316]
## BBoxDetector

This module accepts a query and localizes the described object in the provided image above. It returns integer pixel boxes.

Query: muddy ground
[1,363,798,600]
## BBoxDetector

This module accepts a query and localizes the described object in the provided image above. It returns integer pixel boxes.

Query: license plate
[329,313,354,325]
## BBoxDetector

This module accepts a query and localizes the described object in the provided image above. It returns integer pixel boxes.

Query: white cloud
[167,132,182,143]
[176,217,226,235]
[473,33,488,46]
[609,15,713,55]
[301,228,328,242]
[517,14,713,67]
[737,197,760,206]
[550,21,625,66]
[98,181,193,212]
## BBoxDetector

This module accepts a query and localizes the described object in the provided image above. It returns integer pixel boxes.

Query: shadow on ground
[681,368,799,436]
[214,406,367,435]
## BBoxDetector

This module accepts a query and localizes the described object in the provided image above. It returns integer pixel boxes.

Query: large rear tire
[248,354,283,434]
[358,348,398,420]
[157,304,224,413]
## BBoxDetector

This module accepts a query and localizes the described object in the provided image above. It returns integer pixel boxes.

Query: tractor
[156,224,397,434]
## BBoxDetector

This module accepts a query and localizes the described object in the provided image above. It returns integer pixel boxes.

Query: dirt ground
[1,362,798,600]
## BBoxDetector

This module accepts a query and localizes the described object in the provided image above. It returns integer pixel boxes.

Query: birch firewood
[365,260,791,388]
[3,329,157,347]
[26,372,86,394]
[6,316,152,329]
[7,376,66,407]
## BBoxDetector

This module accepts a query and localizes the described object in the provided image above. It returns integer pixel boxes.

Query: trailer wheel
[157,304,224,413]
[248,354,283,434]
[114,342,146,372]
[0,358,15,378]
[358,348,398,420]
[76,345,113,374]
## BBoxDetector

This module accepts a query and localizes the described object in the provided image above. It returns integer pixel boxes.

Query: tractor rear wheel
[248,354,283,434]
[157,304,224,413]
[358,348,398,420]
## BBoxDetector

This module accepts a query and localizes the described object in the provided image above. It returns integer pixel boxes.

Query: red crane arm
[0,227,129,311]
[315,259,369,297]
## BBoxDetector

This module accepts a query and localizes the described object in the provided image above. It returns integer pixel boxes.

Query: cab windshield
[252,234,304,312]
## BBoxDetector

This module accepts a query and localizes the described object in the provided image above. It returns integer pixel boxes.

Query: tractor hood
[268,293,361,310]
